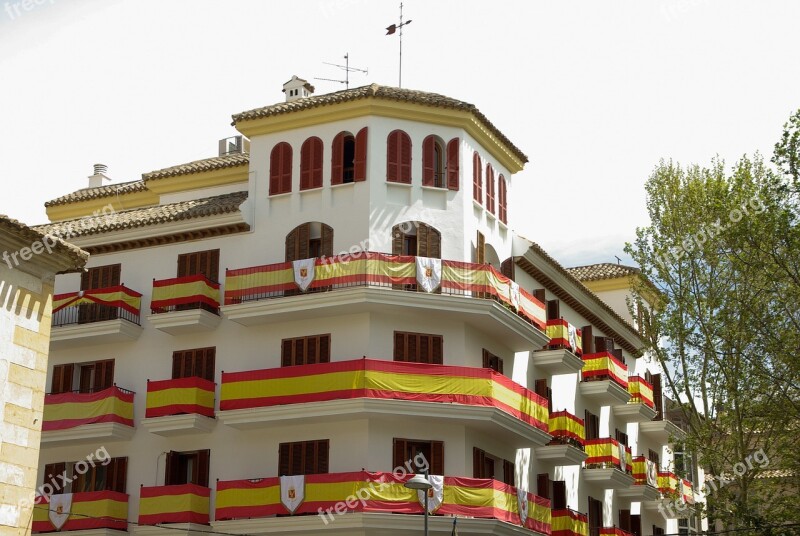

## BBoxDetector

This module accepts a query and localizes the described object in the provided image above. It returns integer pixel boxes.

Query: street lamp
[404,471,432,536]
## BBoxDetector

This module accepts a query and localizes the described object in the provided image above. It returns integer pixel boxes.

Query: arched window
[446,138,460,191]
[332,128,368,185]
[269,142,292,195]
[485,164,495,214]
[285,222,334,261]
[423,135,445,188]
[300,137,323,190]
[387,130,412,184]
[498,174,508,224]
[472,152,482,203]
[391,222,441,258]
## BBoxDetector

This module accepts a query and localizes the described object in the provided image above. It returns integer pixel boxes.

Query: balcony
[220,252,549,351]
[534,318,583,376]
[147,274,222,335]
[32,491,128,533]
[551,508,588,536]
[582,438,635,489]
[536,410,588,465]
[613,376,657,423]
[214,471,551,535]
[639,416,687,442]
[617,456,661,501]
[599,528,634,536]
[218,358,552,446]
[41,386,135,445]
[141,377,216,436]
[51,285,143,348]
[642,472,694,518]
[139,484,210,525]
[578,352,630,406]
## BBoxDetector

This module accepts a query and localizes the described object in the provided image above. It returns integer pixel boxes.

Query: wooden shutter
[619,509,631,532]
[391,225,404,256]
[354,127,368,182]
[652,373,663,420]
[537,473,550,499]
[108,457,128,493]
[422,135,436,186]
[269,143,282,195]
[178,250,220,281]
[631,515,642,536]
[486,165,495,213]
[473,152,482,202]
[498,175,507,223]
[285,227,299,261]
[547,299,560,321]
[165,451,180,485]
[431,335,443,364]
[534,379,552,412]
[196,450,210,487]
[386,130,400,182]
[595,336,614,353]
[552,480,567,509]
[321,224,334,257]
[446,138,459,190]
[300,137,322,190]
[582,326,595,354]
[430,441,444,475]
[281,340,293,367]
[331,132,344,185]
[270,142,292,194]
[94,360,114,390]
[585,410,599,440]
[533,289,546,304]
[44,463,66,493]
[82,264,121,290]
[648,449,660,465]
[315,440,330,474]
[500,257,515,280]
[477,231,485,264]
[612,348,624,363]
[473,447,486,478]
[392,438,407,470]
[482,349,503,373]
[51,364,73,394]
[503,459,514,485]
[279,443,291,476]
[399,131,411,183]
[297,223,310,259]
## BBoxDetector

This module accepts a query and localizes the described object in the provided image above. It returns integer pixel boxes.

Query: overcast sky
[1,0,797,267]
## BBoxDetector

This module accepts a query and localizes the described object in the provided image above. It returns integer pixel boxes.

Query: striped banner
[552,508,589,536]
[584,439,632,472]
[52,285,142,315]
[627,376,654,408]
[32,491,128,532]
[139,484,210,525]
[151,274,220,313]
[43,386,134,431]
[581,352,628,388]
[631,456,655,486]
[600,528,634,536]
[657,471,679,497]
[145,377,215,418]
[545,319,582,355]
[220,359,548,432]
[549,410,585,445]
[682,479,694,504]
[216,471,550,532]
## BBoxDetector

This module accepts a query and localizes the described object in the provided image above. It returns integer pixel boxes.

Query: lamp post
[404,471,432,536]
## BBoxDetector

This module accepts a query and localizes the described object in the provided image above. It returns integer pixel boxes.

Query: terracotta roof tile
[565,263,641,282]
[232,84,528,163]
[142,153,249,181]
[1,214,88,270]
[45,180,149,207]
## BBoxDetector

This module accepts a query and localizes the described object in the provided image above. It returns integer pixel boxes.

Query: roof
[566,263,641,282]
[33,191,248,239]
[0,215,88,272]
[142,153,249,181]
[232,83,528,164]
[45,180,149,207]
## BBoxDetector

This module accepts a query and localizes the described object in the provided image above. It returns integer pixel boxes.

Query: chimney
[218,135,250,156]
[282,75,315,103]
[88,163,111,189]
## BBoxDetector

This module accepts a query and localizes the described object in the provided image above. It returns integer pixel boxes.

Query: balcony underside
[617,484,662,501]
[146,309,221,335]
[534,444,588,466]
[639,419,687,442]
[213,512,548,535]
[613,403,657,423]
[140,414,216,436]
[531,349,584,375]
[218,398,551,447]
[221,287,549,352]
[50,319,142,349]
[582,468,636,490]
[642,498,692,518]
[41,422,135,446]
[578,380,631,406]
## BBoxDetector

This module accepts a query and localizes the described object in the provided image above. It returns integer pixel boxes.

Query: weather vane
[385,3,412,87]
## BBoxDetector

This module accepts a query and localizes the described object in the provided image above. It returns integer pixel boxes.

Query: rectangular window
[585,410,600,440]
[165,450,210,487]
[72,457,128,493]
[279,440,329,476]
[281,334,331,366]
[473,447,513,485]
[393,438,444,475]
[393,331,443,364]
[172,347,215,381]
[588,496,603,536]
[78,359,114,394]
[482,349,503,373]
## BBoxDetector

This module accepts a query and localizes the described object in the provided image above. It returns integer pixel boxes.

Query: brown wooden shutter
[652,373,663,420]
[300,138,312,190]
[319,335,331,362]
[498,175,507,223]
[386,130,399,182]
[473,447,485,478]
[537,473,550,499]
[391,225,404,256]
[280,143,292,193]
[316,440,330,474]
[202,348,215,381]
[486,165,495,213]
[281,340,293,367]
[500,257,515,280]
[312,137,323,188]
[533,289,546,304]
[44,463,66,493]
[82,264,121,290]
[552,480,567,509]
[321,224,334,257]
[354,127,368,182]
[331,132,344,185]
[477,231,485,264]
[446,138,459,190]
[109,457,128,493]
[269,144,282,195]
[165,451,180,485]
[547,299,560,321]
[51,364,73,394]
[595,336,614,353]
[94,360,114,390]
[422,135,435,186]
[503,459,514,485]
[431,335,443,364]
[582,326,594,354]
[430,441,444,475]
[393,438,407,469]
[417,223,429,257]
[285,227,298,261]
[298,223,310,259]
[196,450,210,487]
[473,152,482,202]
[619,509,631,531]
[279,443,291,476]
[399,131,411,183]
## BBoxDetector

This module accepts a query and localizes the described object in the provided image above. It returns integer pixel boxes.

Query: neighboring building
[0,216,87,536]
[31,82,697,536]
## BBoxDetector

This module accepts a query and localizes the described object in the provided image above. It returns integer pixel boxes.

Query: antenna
[615,255,622,265]
[314,53,368,89]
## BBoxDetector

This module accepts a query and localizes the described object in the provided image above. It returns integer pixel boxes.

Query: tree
[625,110,800,531]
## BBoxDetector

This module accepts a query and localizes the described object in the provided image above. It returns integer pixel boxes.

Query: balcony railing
[552,508,589,536]
[139,484,210,525]
[32,491,128,532]
[627,376,654,408]
[220,358,549,432]
[545,319,582,355]
[584,438,632,474]
[223,252,546,329]
[581,352,628,390]
[145,377,215,418]
[150,274,221,315]
[43,386,134,432]
[549,410,585,449]
[631,456,658,487]
[52,285,142,327]
[216,471,551,533]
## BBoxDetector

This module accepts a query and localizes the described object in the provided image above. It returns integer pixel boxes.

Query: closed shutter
[354,127,368,182]
[279,443,291,476]
[280,143,293,193]
[503,459,514,485]
[300,137,322,190]
[473,447,486,478]
[652,373,663,420]
[165,451,180,485]
[393,438,407,470]
[417,223,441,259]
[537,473,550,499]
[196,450,210,487]
[51,364,74,394]
[533,289,546,304]
[44,463,67,493]
[473,152,482,202]
[94,360,114,390]
[552,480,567,509]
[331,133,344,185]
[391,225,404,256]
[619,509,631,532]
[282,335,331,366]
[422,135,435,186]
[285,227,298,262]
[498,175,508,223]
[297,223,310,259]
[108,457,128,493]
[269,143,289,195]
[446,138,459,190]
[321,224,334,257]
[281,340,293,367]
[315,440,330,474]
[547,299,560,321]
[81,264,121,290]
[399,131,411,183]
[500,257,515,280]
[477,231,486,264]
[582,326,595,353]
[486,165,495,213]
[387,131,399,182]
[595,336,614,353]
[177,250,219,282]
[430,441,444,475]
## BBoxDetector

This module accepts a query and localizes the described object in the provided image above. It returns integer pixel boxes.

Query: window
[165,450,210,487]
[482,349,503,373]
[619,509,632,533]
[485,164,495,214]
[422,136,445,188]
[588,496,603,536]
[585,410,600,440]
[615,428,629,448]
[300,136,323,190]
[281,334,331,366]
[536,474,567,510]
[331,128,367,184]
[391,222,441,258]
[394,331,443,364]
[79,264,121,323]
[498,174,508,224]
[52,359,115,394]
[472,152,482,203]
[535,379,553,413]
[269,142,293,195]
[393,438,443,475]
[279,440,329,475]
[172,347,215,381]
[386,130,411,183]
[648,448,661,467]
[44,457,128,494]
[50,364,74,394]
[285,222,333,261]
[476,231,486,264]
[473,447,514,485]
[176,249,220,313]
[446,138,460,190]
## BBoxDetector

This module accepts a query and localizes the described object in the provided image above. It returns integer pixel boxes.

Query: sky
[0,0,797,267]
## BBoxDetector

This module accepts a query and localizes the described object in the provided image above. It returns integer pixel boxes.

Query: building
[31,82,698,536]
[0,216,87,536]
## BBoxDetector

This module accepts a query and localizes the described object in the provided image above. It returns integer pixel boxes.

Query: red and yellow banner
[600,528,634,536]
[545,319,582,355]
[216,471,550,532]
[139,484,210,525]
[220,359,548,432]
[627,376,654,408]
[584,438,632,472]
[32,491,128,532]
[552,508,589,536]
[151,274,220,313]
[658,471,679,496]
[581,352,628,388]
[223,252,546,329]
[145,377,215,418]
[52,285,141,315]
[549,410,585,445]
[682,479,694,504]
[43,386,134,431]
